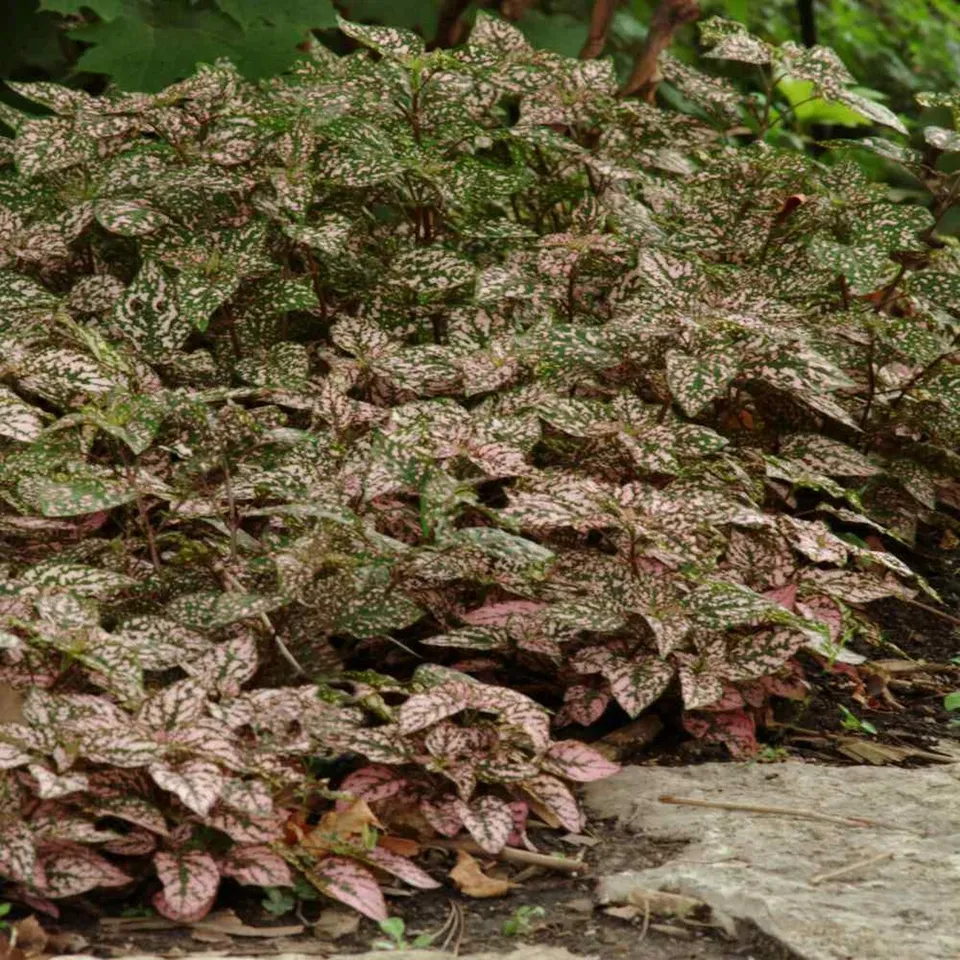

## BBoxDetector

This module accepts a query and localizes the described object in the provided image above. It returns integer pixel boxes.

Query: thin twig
[580,0,617,59]
[900,596,960,629]
[218,443,240,563]
[638,892,651,942]
[428,838,588,874]
[621,0,700,100]
[808,851,894,886]
[657,795,887,829]
[223,570,306,677]
[430,0,472,49]
[136,496,162,572]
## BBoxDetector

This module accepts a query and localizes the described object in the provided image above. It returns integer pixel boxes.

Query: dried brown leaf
[448,849,513,898]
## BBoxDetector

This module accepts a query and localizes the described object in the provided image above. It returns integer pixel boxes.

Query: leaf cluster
[0,14,959,920]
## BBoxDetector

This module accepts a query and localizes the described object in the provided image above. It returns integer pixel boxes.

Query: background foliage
[3,1,959,109]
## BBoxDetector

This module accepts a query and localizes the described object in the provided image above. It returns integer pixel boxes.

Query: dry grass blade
[657,795,893,829]
[809,851,894,885]
[429,838,588,874]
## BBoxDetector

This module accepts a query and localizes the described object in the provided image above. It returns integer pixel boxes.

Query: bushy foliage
[0,12,959,922]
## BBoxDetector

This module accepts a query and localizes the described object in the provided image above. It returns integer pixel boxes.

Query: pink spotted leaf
[541,741,620,782]
[219,845,293,888]
[309,856,388,921]
[153,850,221,922]
[455,795,515,854]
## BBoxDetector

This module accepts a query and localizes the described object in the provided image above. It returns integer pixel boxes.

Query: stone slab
[584,760,960,960]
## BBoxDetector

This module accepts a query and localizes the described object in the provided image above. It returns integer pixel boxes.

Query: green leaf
[214,0,336,31]
[71,7,309,91]
[905,270,960,314]
[666,350,739,418]
[22,472,143,517]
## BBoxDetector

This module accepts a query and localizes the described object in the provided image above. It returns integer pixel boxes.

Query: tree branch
[580,0,617,59]
[429,0,473,49]
[621,0,700,101]
[797,0,818,47]
[500,0,537,21]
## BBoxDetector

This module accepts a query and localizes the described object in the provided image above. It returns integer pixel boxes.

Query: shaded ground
[65,825,796,960]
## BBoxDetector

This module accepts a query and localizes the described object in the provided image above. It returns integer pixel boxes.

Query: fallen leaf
[376,835,420,857]
[311,909,360,941]
[0,683,24,723]
[12,917,46,957]
[189,930,231,945]
[44,932,88,955]
[0,934,26,960]
[593,716,663,761]
[835,737,952,765]
[448,849,513,899]
[190,910,304,938]
[302,799,383,854]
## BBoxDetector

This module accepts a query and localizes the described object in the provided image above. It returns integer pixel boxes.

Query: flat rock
[585,760,960,960]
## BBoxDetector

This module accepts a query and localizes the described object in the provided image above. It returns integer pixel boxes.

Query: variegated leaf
[454,796,515,854]
[541,741,620,783]
[153,850,220,923]
[219,845,293,888]
[309,856,387,921]
[39,846,130,898]
[150,760,225,817]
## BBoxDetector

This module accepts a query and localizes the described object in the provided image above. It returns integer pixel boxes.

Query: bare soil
[70,827,798,960]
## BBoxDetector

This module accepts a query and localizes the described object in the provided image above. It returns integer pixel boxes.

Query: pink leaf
[337,766,408,810]
[397,681,472,734]
[607,655,675,718]
[542,741,620,782]
[796,593,844,642]
[204,806,284,844]
[366,846,441,889]
[478,686,551,752]
[521,774,583,832]
[92,795,169,835]
[169,720,244,770]
[420,796,463,837]
[683,710,758,758]
[10,887,58,918]
[461,601,546,628]
[693,684,745,713]
[29,765,89,799]
[153,850,220,923]
[183,634,258,698]
[79,728,162,767]
[506,800,529,847]
[38,844,131,898]
[138,678,208,732]
[102,829,158,856]
[764,584,797,611]
[554,685,610,728]
[220,778,274,818]
[0,821,37,884]
[0,742,32,769]
[311,856,387,921]
[150,760,224,817]
[219,845,293,888]
[455,795,514,854]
